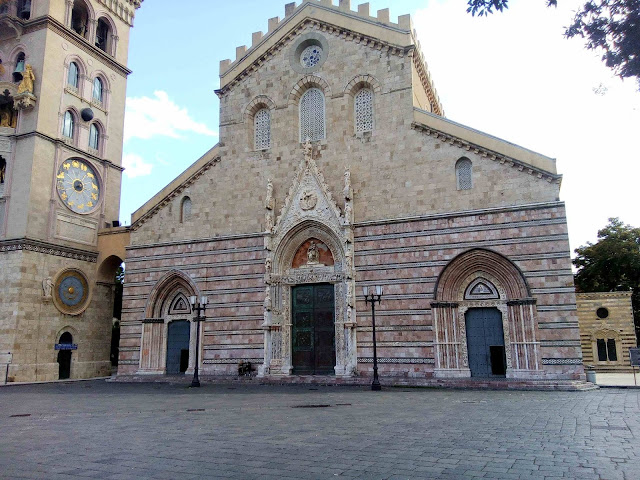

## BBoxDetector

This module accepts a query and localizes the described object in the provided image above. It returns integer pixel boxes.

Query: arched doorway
[292,283,335,374]
[465,308,506,377]
[166,320,190,374]
[57,332,73,379]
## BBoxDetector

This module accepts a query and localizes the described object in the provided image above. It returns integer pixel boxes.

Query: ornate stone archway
[260,141,356,376]
[432,249,542,379]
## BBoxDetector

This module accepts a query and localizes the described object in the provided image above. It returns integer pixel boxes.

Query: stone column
[506,298,541,379]
[431,302,470,378]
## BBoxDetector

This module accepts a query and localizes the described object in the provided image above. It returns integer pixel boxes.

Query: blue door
[166,320,190,374]
[465,308,506,377]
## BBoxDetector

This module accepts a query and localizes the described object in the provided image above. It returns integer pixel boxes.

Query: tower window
[456,158,473,190]
[71,1,89,38]
[89,124,100,150]
[0,156,6,184]
[355,88,373,133]
[68,62,79,89]
[92,77,103,104]
[62,111,74,139]
[299,88,325,142]
[96,19,111,53]
[254,108,271,150]
[17,0,31,20]
[13,53,25,83]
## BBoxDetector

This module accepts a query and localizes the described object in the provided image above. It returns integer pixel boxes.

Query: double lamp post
[363,285,383,391]
[189,295,208,388]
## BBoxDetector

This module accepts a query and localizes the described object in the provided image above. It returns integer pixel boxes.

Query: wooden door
[166,320,190,374]
[465,308,506,377]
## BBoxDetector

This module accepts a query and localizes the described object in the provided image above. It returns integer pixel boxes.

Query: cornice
[576,292,633,298]
[13,130,124,172]
[409,44,443,116]
[24,16,131,78]
[411,121,562,184]
[130,156,221,231]
[0,238,98,263]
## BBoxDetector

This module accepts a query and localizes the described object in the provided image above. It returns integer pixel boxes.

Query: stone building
[0,0,142,382]
[577,292,638,372]
[118,0,585,385]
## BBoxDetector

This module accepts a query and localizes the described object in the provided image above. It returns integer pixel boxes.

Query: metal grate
[456,158,473,190]
[254,108,271,150]
[355,88,373,133]
[300,88,325,142]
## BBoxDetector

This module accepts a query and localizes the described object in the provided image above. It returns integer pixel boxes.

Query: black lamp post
[189,295,208,388]
[363,285,383,391]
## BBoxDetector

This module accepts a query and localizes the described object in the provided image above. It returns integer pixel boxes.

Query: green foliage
[115,264,125,285]
[573,218,640,343]
[466,1,640,88]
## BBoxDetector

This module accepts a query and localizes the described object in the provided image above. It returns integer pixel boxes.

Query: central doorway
[292,284,335,375]
[465,308,507,377]
[166,320,190,374]
[57,332,73,380]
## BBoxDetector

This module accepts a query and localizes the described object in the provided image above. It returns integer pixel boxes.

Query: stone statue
[0,111,10,127]
[344,201,353,224]
[343,169,352,201]
[42,277,53,298]
[263,286,272,311]
[265,210,274,232]
[17,65,35,95]
[265,179,274,211]
[303,137,313,161]
[265,257,272,274]
[307,241,319,265]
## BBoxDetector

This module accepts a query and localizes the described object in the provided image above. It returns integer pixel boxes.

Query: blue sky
[121,0,640,251]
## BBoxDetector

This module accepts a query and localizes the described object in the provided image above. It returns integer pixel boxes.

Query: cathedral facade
[118,1,584,384]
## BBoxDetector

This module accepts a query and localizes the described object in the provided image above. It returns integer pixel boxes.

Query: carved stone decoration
[259,140,356,378]
[343,167,353,225]
[265,179,275,211]
[42,276,53,302]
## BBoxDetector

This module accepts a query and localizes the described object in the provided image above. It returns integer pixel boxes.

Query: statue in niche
[265,257,272,275]
[0,111,10,127]
[42,277,53,298]
[265,179,274,211]
[17,65,35,95]
[307,241,320,265]
[343,169,352,201]
[345,249,353,276]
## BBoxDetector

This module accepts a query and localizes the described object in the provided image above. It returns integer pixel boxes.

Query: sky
[121,0,640,253]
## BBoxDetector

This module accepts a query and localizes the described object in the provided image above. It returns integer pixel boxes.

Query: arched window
[67,62,79,89]
[62,111,74,139]
[95,18,111,53]
[92,77,103,104]
[456,158,473,190]
[354,88,373,133]
[13,52,25,83]
[71,1,89,38]
[180,196,191,223]
[254,108,271,150]
[17,0,31,20]
[299,88,325,142]
[89,123,100,150]
[0,156,6,184]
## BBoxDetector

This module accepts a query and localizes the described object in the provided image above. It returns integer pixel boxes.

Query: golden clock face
[56,159,100,214]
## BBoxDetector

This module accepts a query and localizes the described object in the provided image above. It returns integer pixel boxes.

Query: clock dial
[53,269,90,316]
[56,159,100,214]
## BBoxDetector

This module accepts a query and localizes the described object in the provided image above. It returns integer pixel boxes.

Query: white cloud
[124,90,217,142]
[122,153,153,178]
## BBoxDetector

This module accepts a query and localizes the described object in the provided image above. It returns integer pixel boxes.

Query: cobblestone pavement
[1,381,639,480]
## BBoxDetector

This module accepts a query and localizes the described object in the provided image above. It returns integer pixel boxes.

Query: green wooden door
[292,284,335,374]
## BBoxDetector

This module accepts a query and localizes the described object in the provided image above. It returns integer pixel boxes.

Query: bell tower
[0,0,142,382]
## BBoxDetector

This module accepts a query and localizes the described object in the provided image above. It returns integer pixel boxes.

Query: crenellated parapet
[97,0,143,27]
[217,0,442,114]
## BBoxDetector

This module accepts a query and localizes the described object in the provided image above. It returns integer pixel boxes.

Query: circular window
[300,45,322,68]
[596,307,609,319]
[52,269,91,316]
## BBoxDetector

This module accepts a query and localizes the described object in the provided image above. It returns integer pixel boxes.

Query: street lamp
[363,285,383,391]
[189,295,208,388]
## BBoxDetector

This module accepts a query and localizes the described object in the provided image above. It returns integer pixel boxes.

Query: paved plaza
[1,381,639,479]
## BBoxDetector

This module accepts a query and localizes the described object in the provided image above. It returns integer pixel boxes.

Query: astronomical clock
[55,158,101,214]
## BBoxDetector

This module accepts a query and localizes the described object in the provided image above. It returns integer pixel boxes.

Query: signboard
[630,348,640,367]
[0,352,11,364]
[55,343,78,351]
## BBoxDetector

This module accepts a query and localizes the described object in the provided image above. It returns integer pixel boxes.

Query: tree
[467,1,640,89]
[573,218,640,343]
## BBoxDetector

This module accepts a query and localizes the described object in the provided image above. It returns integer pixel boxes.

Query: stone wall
[577,292,637,372]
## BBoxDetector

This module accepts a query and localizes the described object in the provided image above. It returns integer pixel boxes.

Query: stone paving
[0,380,639,479]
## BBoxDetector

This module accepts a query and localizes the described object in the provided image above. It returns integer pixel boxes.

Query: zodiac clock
[56,159,101,214]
